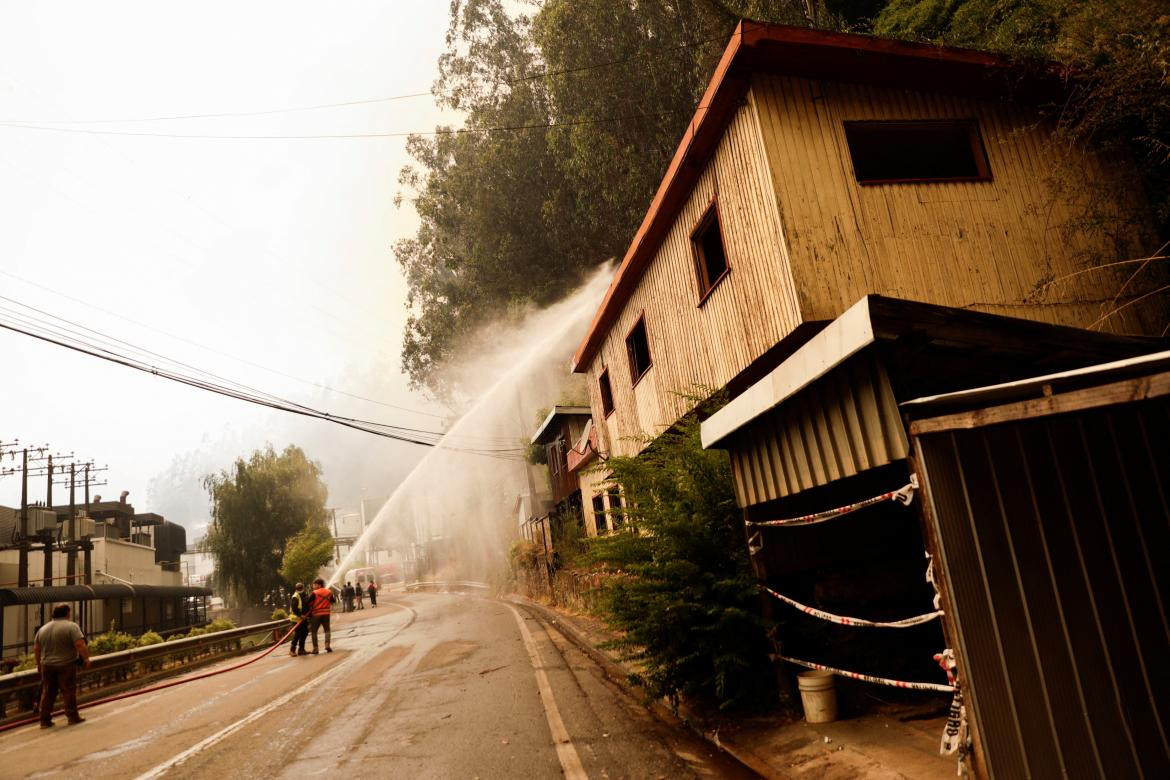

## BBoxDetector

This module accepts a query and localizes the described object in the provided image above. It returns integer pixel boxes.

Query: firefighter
[306,578,335,654]
[288,582,309,657]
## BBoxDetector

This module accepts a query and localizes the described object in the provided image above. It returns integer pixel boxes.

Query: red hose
[0,618,307,734]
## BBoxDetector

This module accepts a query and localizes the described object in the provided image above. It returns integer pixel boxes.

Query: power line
[0,103,702,141]
[0,303,525,454]
[0,26,733,126]
[0,267,447,420]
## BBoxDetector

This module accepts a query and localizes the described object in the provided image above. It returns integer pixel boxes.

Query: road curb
[510,597,783,780]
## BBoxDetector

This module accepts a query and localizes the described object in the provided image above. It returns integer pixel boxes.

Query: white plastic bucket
[797,669,838,724]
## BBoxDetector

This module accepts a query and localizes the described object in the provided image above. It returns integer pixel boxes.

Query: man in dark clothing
[343,582,355,613]
[34,603,90,728]
[367,581,378,607]
[288,582,309,657]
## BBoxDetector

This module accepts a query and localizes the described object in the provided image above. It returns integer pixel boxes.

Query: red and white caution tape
[762,586,942,628]
[775,653,955,692]
[747,476,917,528]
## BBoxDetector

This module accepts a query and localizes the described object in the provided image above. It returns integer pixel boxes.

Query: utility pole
[53,461,106,587]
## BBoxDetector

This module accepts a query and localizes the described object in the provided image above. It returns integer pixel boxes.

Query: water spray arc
[328,268,613,586]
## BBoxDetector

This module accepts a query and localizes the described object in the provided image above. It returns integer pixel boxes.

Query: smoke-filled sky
[0,2,462,535]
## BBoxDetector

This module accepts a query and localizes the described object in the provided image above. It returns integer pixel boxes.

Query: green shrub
[13,653,36,673]
[585,409,774,710]
[165,631,188,642]
[206,618,236,633]
[270,608,289,621]
[137,631,164,647]
[89,626,139,656]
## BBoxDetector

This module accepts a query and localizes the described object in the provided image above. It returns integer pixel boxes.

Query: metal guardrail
[0,620,286,719]
[403,580,489,592]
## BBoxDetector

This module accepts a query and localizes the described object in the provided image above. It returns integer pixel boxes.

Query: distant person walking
[367,581,378,607]
[34,603,90,728]
[355,582,365,610]
[288,582,309,657]
[307,578,335,654]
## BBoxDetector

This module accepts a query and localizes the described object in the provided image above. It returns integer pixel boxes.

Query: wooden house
[571,22,1164,460]
[570,21,1168,778]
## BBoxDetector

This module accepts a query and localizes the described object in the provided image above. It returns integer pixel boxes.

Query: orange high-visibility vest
[310,587,332,616]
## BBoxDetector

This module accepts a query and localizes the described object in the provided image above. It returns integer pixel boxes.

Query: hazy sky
[0,2,461,531]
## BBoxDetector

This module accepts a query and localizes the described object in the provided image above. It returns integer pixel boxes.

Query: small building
[0,498,205,659]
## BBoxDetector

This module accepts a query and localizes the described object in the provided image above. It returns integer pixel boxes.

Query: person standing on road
[34,603,91,728]
[343,581,355,613]
[367,581,378,608]
[307,578,335,654]
[288,582,309,657]
[355,581,365,610]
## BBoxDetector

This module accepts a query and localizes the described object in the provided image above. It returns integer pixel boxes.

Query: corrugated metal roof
[0,584,211,606]
[531,405,593,445]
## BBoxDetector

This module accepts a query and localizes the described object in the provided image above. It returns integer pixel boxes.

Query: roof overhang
[702,296,877,448]
[0,584,212,606]
[531,405,593,445]
[901,349,1170,416]
[571,21,1067,374]
[702,295,1167,450]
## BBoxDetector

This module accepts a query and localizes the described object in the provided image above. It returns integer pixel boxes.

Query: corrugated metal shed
[908,362,1170,778]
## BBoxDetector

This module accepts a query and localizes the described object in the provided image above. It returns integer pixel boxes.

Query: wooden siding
[587,98,802,457]
[725,350,907,506]
[752,73,1159,336]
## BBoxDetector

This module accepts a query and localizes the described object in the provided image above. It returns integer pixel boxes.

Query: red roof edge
[570,22,1066,373]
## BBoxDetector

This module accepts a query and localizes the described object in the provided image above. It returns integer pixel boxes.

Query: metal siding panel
[917,398,1170,778]
[920,433,1030,778]
[952,428,1058,778]
[1048,417,1169,775]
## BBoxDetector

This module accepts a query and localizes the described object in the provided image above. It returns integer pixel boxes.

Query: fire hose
[0,617,307,734]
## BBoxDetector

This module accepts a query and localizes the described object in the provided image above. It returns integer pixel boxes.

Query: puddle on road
[415,640,480,672]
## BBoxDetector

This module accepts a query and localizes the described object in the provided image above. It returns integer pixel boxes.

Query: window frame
[592,493,607,533]
[598,366,615,418]
[690,197,731,306]
[843,119,993,186]
[625,314,653,388]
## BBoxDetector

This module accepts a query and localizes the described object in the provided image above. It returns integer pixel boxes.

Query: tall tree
[396,0,808,396]
[204,445,330,606]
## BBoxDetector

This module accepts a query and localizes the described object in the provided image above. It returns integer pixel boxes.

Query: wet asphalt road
[3,592,756,779]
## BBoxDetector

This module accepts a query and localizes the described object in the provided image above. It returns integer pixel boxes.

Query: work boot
[326,647,332,653]
[67,717,86,725]
[40,721,54,729]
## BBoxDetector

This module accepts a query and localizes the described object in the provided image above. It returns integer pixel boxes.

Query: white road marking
[132,658,351,780]
[133,603,414,780]
[507,604,588,780]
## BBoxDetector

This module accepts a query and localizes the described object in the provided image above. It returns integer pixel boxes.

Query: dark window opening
[607,486,623,526]
[598,368,615,416]
[843,120,991,184]
[625,317,652,384]
[692,204,729,298]
[592,494,607,533]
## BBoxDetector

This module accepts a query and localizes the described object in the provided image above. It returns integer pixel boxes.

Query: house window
[592,494,607,533]
[692,202,729,299]
[625,316,652,385]
[843,120,991,184]
[607,486,623,526]
[598,368,615,417]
